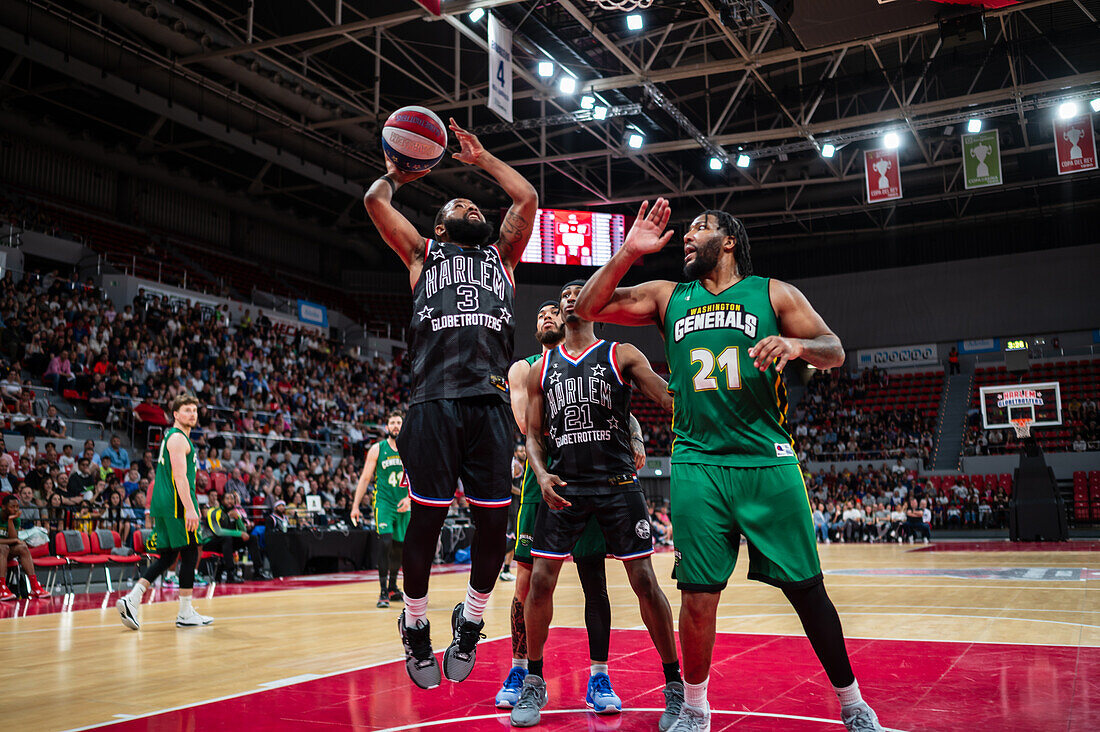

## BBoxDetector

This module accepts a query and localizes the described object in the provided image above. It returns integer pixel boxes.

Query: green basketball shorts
[514,462,606,565]
[375,501,411,543]
[670,462,821,591]
[152,515,201,551]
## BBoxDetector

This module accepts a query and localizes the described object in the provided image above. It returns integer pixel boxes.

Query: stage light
[821,143,836,158]
[580,95,595,110]
[1058,101,1079,119]
[967,118,982,133]
[626,14,644,31]
[468,8,485,22]
[559,76,576,94]
[884,132,900,149]
[537,61,554,78]
[627,133,644,149]
[592,106,608,120]
[1090,98,1100,113]
[736,154,750,168]
[709,157,723,170]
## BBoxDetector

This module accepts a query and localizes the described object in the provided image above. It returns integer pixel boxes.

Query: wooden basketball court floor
[3,541,1098,731]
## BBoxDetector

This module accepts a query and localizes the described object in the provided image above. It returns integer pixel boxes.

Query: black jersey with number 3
[408,239,515,405]
[540,340,635,495]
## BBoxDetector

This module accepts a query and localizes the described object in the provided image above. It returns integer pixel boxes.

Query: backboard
[979,381,1062,430]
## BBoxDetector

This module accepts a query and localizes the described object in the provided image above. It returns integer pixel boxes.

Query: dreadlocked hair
[702,209,752,277]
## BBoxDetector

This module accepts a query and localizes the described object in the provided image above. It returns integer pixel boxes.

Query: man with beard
[363,118,536,690]
[575,201,885,732]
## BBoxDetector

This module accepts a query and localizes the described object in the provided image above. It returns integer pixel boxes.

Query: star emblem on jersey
[417,306,434,321]
[590,363,606,378]
[607,416,620,432]
[548,371,561,385]
[549,426,558,439]
[430,247,446,262]
[498,307,512,323]
[483,247,498,264]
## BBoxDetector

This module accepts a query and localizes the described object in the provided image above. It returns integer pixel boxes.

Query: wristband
[378,175,398,195]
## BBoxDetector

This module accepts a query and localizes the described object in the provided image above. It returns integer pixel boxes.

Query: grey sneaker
[666,703,711,732]
[398,610,441,689]
[509,674,548,727]
[116,594,140,630]
[659,681,684,731]
[842,702,884,731]
[442,602,485,682]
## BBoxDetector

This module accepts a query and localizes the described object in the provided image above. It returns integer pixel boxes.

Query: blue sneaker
[495,665,528,708]
[585,672,622,715]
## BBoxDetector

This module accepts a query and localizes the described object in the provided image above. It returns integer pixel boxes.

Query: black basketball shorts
[397,396,514,509]
[532,489,654,561]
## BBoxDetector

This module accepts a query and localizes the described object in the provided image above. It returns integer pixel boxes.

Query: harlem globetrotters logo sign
[996,389,1046,409]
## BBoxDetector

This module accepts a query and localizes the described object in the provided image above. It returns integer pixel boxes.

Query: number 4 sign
[487,14,513,123]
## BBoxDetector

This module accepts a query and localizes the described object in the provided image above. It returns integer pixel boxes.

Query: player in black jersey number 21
[364,118,537,690]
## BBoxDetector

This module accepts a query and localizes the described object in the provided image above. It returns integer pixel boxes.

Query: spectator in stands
[266,499,290,533]
[841,501,863,543]
[812,502,830,544]
[68,457,96,500]
[0,457,15,494]
[905,498,931,543]
[1073,434,1088,452]
[44,349,75,393]
[101,435,129,470]
[0,369,21,405]
[225,467,249,506]
[947,347,960,374]
[122,466,140,496]
[0,494,51,600]
[58,443,75,471]
[100,489,132,546]
[87,381,111,421]
[17,483,43,525]
[23,459,48,497]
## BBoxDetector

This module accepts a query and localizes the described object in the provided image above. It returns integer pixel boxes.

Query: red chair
[88,529,143,589]
[55,531,112,593]
[212,472,228,495]
[30,543,70,594]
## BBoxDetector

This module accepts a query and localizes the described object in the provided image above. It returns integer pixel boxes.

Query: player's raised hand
[383,156,430,186]
[748,335,804,373]
[538,473,572,510]
[449,118,485,165]
[623,198,674,256]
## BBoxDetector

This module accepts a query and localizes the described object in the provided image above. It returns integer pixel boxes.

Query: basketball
[381,105,448,172]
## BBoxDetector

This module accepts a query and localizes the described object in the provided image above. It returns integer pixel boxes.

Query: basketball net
[1010,417,1033,440]
[586,0,653,10]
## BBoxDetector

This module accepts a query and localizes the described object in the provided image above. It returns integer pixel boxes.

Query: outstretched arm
[449,118,537,269]
[615,343,674,412]
[575,199,676,326]
[749,279,845,373]
[350,442,380,524]
[363,159,430,271]
[508,359,532,435]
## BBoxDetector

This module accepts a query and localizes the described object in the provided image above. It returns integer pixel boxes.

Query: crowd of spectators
[791,368,936,465]
[802,460,1011,543]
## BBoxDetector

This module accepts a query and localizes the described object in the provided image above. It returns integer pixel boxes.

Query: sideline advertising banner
[857,343,939,369]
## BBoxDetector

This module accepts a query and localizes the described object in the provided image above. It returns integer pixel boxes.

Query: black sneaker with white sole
[442,602,485,683]
[398,610,441,689]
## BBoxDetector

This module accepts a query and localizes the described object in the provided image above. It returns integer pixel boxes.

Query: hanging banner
[411,0,441,15]
[1053,115,1098,175]
[864,149,902,203]
[487,14,514,123]
[962,130,1003,189]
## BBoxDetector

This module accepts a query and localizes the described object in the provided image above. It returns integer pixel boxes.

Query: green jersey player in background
[352,411,410,609]
[576,199,884,732]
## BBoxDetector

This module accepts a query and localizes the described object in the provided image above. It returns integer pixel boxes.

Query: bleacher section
[1072,470,1100,523]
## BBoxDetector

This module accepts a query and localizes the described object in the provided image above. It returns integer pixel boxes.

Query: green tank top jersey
[373,439,406,506]
[663,277,796,467]
[520,351,548,504]
[150,427,197,517]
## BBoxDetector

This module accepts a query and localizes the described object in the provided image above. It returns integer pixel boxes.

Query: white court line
[713,612,1100,630]
[57,634,508,732]
[371,708,909,732]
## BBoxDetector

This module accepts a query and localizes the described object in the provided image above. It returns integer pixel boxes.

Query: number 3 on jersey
[456,284,479,312]
[690,347,741,391]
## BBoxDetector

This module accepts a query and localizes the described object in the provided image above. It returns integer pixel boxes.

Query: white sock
[128,584,147,601]
[835,679,863,708]
[179,596,192,615]
[513,658,528,670]
[684,677,709,712]
[462,584,491,624]
[405,594,428,626]
[591,663,609,676]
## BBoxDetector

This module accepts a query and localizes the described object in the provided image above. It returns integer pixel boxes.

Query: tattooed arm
[363,158,429,285]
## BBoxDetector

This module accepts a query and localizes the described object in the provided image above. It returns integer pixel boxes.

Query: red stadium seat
[56,531,112,593]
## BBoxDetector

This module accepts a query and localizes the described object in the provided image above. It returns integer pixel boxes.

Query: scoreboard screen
[519,208,627,266]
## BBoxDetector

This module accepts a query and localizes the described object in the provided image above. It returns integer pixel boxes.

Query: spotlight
[884,132,900,149]
[736,154,750,168]
[626,14,643,31]
[1058,101,1079,119]
[558,76,576,94]
[627,133,644,149]
[580,95,595,110]
[709,157,723,171]
[821,143,836,158]
[1091,98,1100,113]
[592,106,608,121]
[967,118,982,134]
[468,8,485,22]
[537,61,554,78]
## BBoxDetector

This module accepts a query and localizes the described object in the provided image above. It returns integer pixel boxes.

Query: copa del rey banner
[487,14,514,123]
[1053,115,1098,175]
[864,149,902,203]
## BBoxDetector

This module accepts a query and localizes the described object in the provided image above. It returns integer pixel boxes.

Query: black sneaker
[442,602,485,682]
[397,610,440,689]
[377,594,390,609]
[389,589,404,603]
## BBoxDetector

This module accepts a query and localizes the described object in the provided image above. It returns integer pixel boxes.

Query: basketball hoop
[586,0,653,11]
[1010,417,1033,440]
